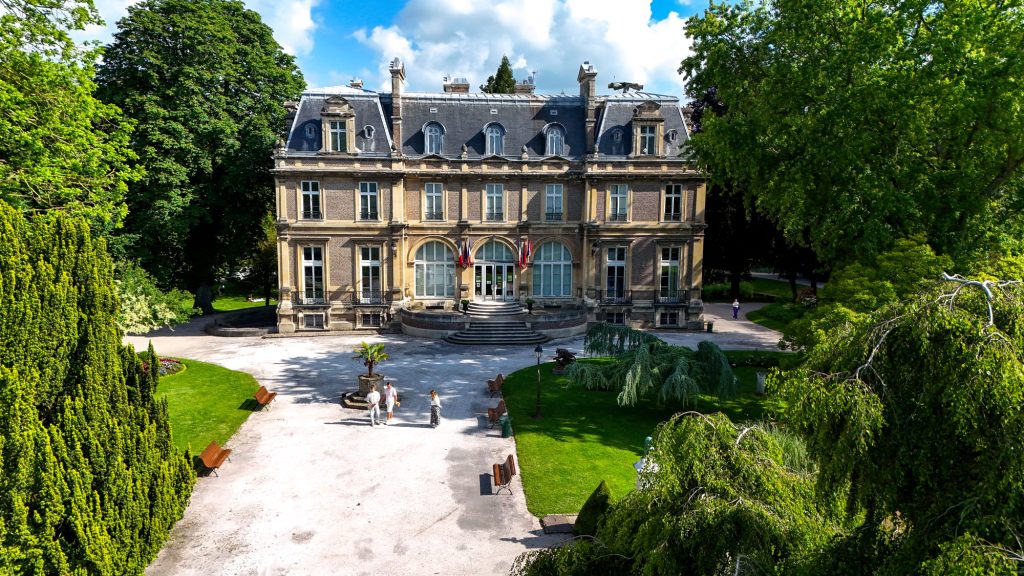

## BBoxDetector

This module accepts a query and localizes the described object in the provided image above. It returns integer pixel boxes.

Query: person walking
[732,299,740,320]
[383,381,399,425]
[429,390,442,428]
[365,384,381,427]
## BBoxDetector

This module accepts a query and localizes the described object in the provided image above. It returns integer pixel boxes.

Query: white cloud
[352,0,692,96]
[71,0,320,56]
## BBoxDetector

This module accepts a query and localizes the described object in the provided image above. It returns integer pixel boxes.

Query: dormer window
[329,121,347,152]
[485,124,505,155]
[320,96,356,154]
[631,100,665,157]
[425,122,444,155]
[545,124,565,156]
[639,125,657,155]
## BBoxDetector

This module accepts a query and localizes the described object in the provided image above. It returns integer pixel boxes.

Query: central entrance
[474,263,516,301]
[473,239,517,301]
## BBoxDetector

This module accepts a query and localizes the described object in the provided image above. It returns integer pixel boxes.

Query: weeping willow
[567,323,737,407]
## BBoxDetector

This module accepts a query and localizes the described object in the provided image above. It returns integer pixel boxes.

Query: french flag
[456,240,464,267]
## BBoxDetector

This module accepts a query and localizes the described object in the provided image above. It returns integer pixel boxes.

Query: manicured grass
[159,358,260,454]
[211,295,277,312]
[748,277,796,300]
[747,301,808,331]
[504,358,781,516]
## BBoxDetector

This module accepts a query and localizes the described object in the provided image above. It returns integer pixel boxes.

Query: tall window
[425,123,444,154]
[424,183,443,220]
[660,247,680,301]
[664,184,682,221]
[485,124,505,155]
[533,242,572,297]
[301,181,321,219]
[360,246,382,303]
[545,184,563,221]
[639,125,657,155]
[546,126,565,156]
[302,246,324,303]
[359,182,378,220]
[414,241,455,297]
[609,184,628,221]
[329,120,347,152]
[606,247,626,300]
[485,183,504,221]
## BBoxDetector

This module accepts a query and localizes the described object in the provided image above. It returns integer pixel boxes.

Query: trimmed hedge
[574,480,614,536]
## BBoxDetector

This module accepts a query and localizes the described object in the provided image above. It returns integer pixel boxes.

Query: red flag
[456,240,464,267]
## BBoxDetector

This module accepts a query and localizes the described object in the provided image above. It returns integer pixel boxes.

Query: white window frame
[639,125,657,155]
[609,184,628,221]
[664,184,683,222]
[301,181,321,220]
[485,183,504,221]
[545,184,563,221]
[424,183,444,221]
[659,246,681,301]
[414,241,456,298]
[425,123,443,155]
[533,242,572,298]
[301,246,325,304]
[329,120,347,152]
[359,246,382,304]
[659,311,679,327]
[485,125,505,155]
[359,182,379,221]
[546,126,564,156]
[606,247,627,301]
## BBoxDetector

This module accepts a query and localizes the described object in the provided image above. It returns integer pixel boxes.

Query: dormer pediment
[633,100,663,120]
[322,96,355,118]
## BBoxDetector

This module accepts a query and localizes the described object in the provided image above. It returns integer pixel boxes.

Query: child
[429,390,442,428]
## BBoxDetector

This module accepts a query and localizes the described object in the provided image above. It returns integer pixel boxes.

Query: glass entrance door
[474,264,515,301]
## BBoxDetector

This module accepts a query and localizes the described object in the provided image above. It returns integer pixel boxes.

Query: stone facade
[272,59,706,333]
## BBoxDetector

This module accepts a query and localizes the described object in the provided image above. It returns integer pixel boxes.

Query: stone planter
[358,373,384,396]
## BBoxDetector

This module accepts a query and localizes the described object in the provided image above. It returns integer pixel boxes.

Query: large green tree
[96,0,304,294]
[0,202,193,574]
[682,0,1024,268]
[0,0,140,235]
[480,55,517,93]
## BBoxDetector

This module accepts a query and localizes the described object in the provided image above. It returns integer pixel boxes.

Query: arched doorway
[473,240,516,301]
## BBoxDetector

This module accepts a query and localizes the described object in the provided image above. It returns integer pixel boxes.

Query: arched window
[533,241,572,297]
[476,239,515,262]
[545,125,565,156]
[425,123,444,155]
[485,124,505,155]
[414,241,455,297]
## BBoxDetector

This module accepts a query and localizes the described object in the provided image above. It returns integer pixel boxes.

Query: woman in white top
[429,389,442,428]
[383,382,398,425]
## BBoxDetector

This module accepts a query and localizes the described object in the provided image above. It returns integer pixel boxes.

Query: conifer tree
[480,55,517,93]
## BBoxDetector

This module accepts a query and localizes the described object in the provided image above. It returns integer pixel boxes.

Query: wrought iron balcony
[424,211,444,221]
[293,293,328,306]
[485,211,504,221]
[359,210,379,220]
[608,212,628,222]
[355,289,389,305]
[301,210,323,219]
[657,290,682,304]
[545,211,563,221]
[599,289,632,305]
[663,212,682,222]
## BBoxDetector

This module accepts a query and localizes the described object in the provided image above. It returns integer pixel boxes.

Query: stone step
[445,320,549,345]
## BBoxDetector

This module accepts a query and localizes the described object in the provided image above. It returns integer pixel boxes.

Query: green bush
[703,281,755,301]
[574,480,614,536]
[116,260,198,333]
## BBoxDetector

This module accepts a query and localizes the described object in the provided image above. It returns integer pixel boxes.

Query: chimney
[577,61,598,153]
[514,73,535,94]
[348,77,363,89]
[442,75,470,93]
[389,58,405,154]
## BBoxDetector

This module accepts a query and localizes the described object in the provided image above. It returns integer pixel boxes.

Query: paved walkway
[133,306,780,576]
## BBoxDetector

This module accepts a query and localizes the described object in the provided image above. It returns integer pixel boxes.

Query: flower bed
[144,357,185,377]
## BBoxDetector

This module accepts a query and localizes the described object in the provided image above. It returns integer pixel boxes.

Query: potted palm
[461,298,470,314]
[353,341,388,396]
[524,298,535,314]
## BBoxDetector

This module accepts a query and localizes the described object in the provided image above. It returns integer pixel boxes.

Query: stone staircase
[446,301,549,345]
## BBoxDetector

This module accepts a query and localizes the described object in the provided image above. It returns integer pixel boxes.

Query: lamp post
[533,345,543,419]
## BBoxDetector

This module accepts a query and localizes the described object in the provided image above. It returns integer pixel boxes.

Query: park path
[130,309,780,576]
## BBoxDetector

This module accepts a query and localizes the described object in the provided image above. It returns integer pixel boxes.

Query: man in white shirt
[365,384,381,427]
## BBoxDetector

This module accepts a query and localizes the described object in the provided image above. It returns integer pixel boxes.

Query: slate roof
[284,86,690,160]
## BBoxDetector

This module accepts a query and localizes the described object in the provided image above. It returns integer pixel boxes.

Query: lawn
[159,358,260,454]
[747,301,808,331]
[504,356,785,517]
[211,295,277,312]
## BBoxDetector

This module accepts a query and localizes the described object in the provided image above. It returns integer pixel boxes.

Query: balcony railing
[608,212,628,222]
[293,293,328,306]
[485,211,504,221]
[424,211,444,221]
[545,211,563,221]
[663,212,682,221]
[657,290,682,304]
[355,289,389,305]
[359,211,379,220]
[302,210,323,219]
[595,289,632,305]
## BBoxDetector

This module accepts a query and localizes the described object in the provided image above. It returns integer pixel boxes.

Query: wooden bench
[199,440,232,477]
[487,400,506,429]
[253,385,277,410]
[492,454,517,495]
[487,373,505,397]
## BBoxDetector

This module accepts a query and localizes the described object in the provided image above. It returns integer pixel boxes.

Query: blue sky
[80,0,711,97]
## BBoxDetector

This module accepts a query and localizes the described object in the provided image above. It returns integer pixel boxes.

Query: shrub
[574,480,614,536]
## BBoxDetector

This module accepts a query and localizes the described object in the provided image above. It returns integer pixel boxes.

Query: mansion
[272,59,706,334]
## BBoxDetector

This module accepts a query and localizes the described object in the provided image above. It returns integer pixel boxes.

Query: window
[664,184,682,221]
[659,311,679,326]
[425,123,444,154]
[533,242,572,297]
[659,247,680,301]
[485,124,505,155]
[606,312,625,325]
[301,246,324,304]
[301,181,321,219]
[545,184,563,221]
[605,247,626,302]
[546,125,565,156]
[360,246,382,304]
[639,125,657,155]
[303,313,325,329]
[424,183,444,220]
[360,313,382,327]
[414,241,455,297]
[359,182,378,220]
[485,184,504,221]
[609,184,628,221]
[329,120,347,152]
